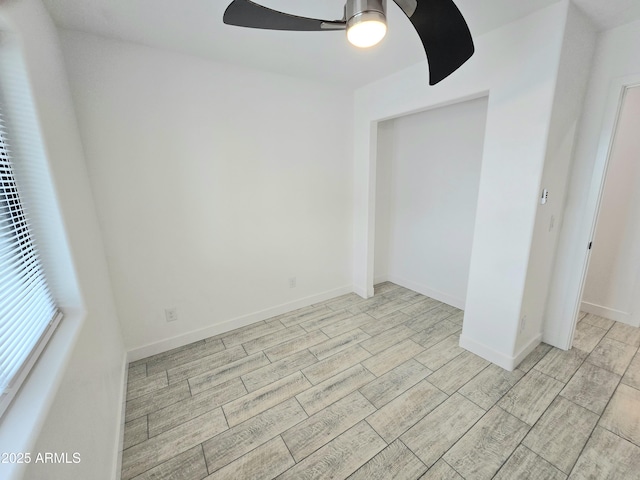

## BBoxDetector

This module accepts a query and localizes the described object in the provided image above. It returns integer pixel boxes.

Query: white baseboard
[352,285,369,299]
[373,275,389,285]
[580,301,637,327]
[113,351,127,480]
[459,335,515,371]
[387,274,465,310]
[459,333,542,372]
[127,285,354,362]
[512,334,544,368]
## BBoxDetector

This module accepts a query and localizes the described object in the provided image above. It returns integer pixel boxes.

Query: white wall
[374,120,394,282]
[374,97,487,307]
[58,31,355,357]
[516,4,596,353]
[545,17,640,347]
[582,86,640,326]
[0,1,126,479]
[354,1,570,370]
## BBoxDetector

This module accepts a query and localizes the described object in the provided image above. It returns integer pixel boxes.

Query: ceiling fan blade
[223,0,346,31]
[394,0,474,85]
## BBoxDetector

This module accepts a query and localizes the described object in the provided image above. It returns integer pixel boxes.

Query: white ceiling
[573,0,640,31]
[42,0,640,88]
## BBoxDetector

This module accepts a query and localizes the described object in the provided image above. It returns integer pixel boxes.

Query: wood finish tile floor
[121,284,640,480]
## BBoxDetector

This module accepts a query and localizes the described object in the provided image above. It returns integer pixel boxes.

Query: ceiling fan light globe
[347,11,387,48]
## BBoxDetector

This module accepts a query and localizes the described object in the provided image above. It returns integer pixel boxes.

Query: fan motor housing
[345,0,387,22]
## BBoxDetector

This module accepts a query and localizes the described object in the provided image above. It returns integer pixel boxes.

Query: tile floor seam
[207,433,275,476]
[571,336,638,420]
[566,423,603,478]
[514,367,584,472]
[273,454,297,478]
[563,411,602,477]
[561,362,622,417]
[523,396,599,475]
[531,334,629,476]
[429,380,450,399]
[416,397,496,471]
[125,371,170,402]
[289,394,314,420]
[559,372,620,417]
[291,396,310,428]
[526,352,589,430]
[202,400,309,475]
[294,366,374,417]
[397,437,430,472]
[494,443,562,480]
[584,339,639,376]
[277,433,298,472]
[357,364,430,408]
[482,404,536,472]
[237,374,250,396]
[597,382,640,450]
[187,375,194,397]
[125,407,230,462]
[200,443,210,476]
[497,371,563,427]
[614,345,640,378]
[367,387,447,445]
[490,443,524,479]
[443,362,492,405]
[359,343,376,355]
[443,456,466,479]
[457,388,491,413]
[126,455,173,479]
[363,417,382,442]
[276,419,383,479]
[218,399,231,432]
[360,363,377,378]
[246,326,321,355]
[298,370,314,388]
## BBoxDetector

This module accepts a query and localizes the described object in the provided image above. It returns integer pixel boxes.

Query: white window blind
[0,106,61,417]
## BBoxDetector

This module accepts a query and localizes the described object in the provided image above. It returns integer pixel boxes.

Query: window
[0,105,61,418]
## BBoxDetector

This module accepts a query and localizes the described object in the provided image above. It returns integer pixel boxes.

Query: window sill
[0,308,84,480]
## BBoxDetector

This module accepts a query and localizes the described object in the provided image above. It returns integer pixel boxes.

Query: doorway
[573,85,640,348]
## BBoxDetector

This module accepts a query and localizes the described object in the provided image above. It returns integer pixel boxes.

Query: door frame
[563,77,640,348]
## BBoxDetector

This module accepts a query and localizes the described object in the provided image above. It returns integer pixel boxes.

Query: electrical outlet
[289,277,297,288]
[519,315,527,333]
[165,307,178,323]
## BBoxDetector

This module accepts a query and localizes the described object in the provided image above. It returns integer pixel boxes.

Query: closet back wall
[375,97,488,307]
[59,30,354,355]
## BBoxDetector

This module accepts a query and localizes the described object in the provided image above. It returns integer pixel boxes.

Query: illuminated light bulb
[347,11,387,48]
[345,0,387,48]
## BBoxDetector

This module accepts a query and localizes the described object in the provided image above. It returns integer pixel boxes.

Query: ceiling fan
[223,0,474,85]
